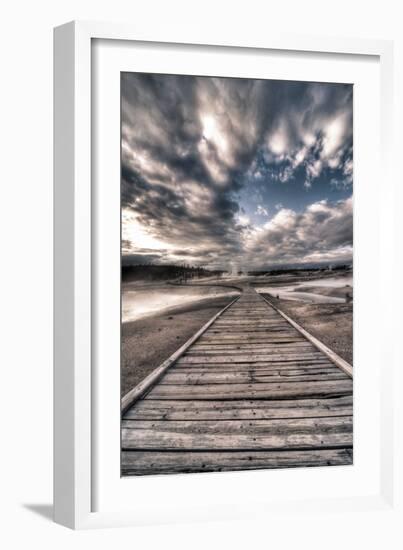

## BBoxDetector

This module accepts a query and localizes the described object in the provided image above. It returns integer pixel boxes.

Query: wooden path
[122,288,353,475]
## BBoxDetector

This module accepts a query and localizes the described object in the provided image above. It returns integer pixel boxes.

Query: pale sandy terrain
[121,294,237,397]
[257,272,353,365]
[122,281,239,323]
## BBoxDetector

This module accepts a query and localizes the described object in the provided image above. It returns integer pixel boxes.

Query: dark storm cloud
[121,73,353,268]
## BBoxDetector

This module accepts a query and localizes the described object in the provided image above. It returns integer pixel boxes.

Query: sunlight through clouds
[121,73,353,270]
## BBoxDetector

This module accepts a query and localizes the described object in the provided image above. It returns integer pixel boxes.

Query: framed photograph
[54,21,396,529]
[119,71,355,477]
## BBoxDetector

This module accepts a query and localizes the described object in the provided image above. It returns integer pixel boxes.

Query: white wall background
[0,0,401,547]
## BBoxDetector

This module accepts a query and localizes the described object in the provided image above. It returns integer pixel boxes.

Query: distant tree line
[122,263,225,282]
[248,263,352,277]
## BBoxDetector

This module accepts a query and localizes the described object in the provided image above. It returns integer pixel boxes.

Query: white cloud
[236,214,250,226]
[321,112,350,160]
[267,122,289,156]
[241,197,352,267]
[344,158,353,176]
[256,205,269,217]
[306,159,322,180]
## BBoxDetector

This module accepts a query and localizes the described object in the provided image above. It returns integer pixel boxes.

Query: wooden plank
[213,323,290,328]
[198,340,307,346]
[197,340,307,346]
[210,319,291,332]
[177,352,324,364]
[121,448,353,475]
[174,357,336,372]
[222,316,282,323]
[199,336,303,342]
[191,340,312,346]
[195,343,306,348]
[146,379,353,400]
[184,349,317,357]
[201,334,301,340]
[190,341,314,349]
[172,363,337,373]
[122,416,352,450]
[206,328,303,333]
[161,375,347,385]
[221,315,279,319]
[160,370,348,385]
[124,396,353,420]
[121,295,240,413]
[185,350,317,357]
[172,362,337,372]
[214,316,287,320]
[186,343,316,357]
[122,416,353,433]
[209,320,289,324]
[260,295,353,378]
[215,312,283,315]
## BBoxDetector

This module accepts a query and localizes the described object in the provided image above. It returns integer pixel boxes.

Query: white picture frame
[54,21,397,530]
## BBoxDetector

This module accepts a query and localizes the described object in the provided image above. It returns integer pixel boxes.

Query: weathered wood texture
[122,288,353,475]
[121,448,353,475]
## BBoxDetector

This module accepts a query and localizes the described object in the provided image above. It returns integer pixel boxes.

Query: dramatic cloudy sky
[121,73,353,271]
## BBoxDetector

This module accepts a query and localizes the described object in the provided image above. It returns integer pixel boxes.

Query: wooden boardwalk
[122,288,353,475]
